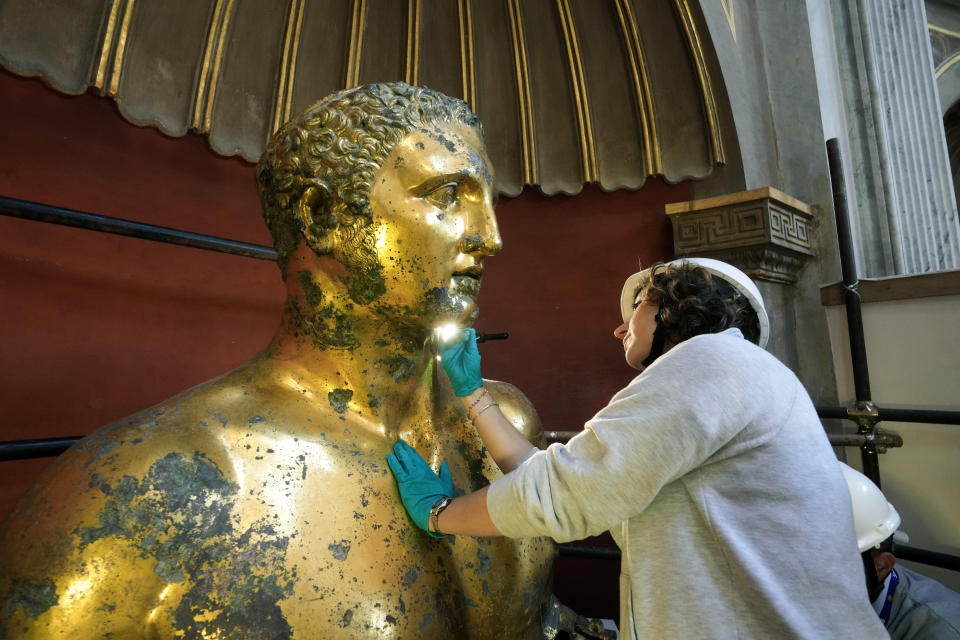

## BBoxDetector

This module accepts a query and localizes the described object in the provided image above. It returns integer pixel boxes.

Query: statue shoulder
[481,379,544,446]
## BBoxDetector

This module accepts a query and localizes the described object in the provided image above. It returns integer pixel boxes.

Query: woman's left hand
[439,328,483,397]
[387,440,454,538]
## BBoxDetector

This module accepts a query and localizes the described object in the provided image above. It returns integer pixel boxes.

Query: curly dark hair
[638,261,761,345]
[256,82,481,271]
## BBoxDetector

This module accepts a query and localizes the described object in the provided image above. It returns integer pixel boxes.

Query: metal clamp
[847,400,880,433]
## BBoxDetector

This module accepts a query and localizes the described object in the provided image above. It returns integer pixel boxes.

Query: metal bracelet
[428,496,452,534]
[466,388,489,412]
[471,401,499,421]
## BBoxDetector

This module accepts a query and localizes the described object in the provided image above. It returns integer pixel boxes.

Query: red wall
[0,69,283,516]
[480,179,684,430]
[0,68,690,620]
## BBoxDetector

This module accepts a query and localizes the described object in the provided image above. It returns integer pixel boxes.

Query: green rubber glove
[439,327,483,397]
[386,440,454,538]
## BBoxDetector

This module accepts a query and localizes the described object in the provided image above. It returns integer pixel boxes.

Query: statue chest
[2,427,554,639]
[256,445,555,638]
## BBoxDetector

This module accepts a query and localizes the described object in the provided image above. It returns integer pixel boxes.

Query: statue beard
[330,208,474,344]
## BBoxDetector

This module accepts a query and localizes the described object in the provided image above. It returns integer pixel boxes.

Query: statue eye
[425,183,458,208]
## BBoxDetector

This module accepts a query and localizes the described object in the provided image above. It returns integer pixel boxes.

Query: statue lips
[451,266,483,297]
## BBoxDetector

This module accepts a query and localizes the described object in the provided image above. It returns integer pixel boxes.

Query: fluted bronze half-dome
[0,0,725,196]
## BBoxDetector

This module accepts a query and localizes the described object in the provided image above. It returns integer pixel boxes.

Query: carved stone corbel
[665,187,815,284]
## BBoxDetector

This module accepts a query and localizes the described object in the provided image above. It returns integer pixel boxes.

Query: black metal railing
[0,195,277,260]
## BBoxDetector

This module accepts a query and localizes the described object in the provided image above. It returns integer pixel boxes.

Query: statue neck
[263,254,451,439]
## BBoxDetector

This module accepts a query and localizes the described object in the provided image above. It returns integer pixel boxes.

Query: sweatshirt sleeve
[486,333,763,542]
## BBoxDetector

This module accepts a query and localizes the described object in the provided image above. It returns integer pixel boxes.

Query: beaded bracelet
[466,388,490,413]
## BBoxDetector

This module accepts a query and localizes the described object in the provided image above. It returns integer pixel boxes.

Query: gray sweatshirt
[487,329,889,639]
[878,566,960,639]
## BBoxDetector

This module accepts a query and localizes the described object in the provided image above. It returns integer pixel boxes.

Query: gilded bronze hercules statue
[0,83,554,639]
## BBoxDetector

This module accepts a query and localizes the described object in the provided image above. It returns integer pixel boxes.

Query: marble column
[858,0,960,273]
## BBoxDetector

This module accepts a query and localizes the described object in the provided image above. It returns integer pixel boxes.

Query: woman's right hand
[439,328,483,397]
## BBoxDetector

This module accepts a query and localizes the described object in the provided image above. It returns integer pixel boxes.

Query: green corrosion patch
[345,267,386,306]
[298,271,325,307]
[289,300,359,351]
[427,128,457,153]
[385,286,475,342]
[328,388,354,414]
[466,147,494,187]
[74,452,295,639]
[475,547,491,575]
[457,442,487,489]
[3,577,59,619]
[289,274,360,351]
[328,539,351,561]
[423,287,460,313]
[271,219,302,274]
[379,356,417,383]
[334,212,387,305]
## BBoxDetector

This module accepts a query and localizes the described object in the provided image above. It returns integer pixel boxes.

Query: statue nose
[459,230,502,256]
[459,208,502,256]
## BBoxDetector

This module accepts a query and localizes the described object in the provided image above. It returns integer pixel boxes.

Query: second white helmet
[839,462,902,552]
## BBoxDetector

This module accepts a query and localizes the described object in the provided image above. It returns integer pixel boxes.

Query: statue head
[257,83,500,339]
[256,82,482,275]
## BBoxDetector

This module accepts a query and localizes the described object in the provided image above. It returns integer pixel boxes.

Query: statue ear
[295,185,336,254]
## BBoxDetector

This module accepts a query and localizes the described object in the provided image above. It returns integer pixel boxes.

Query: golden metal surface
[457,0,476,112]
[203,0,236,132]
[107,0,136,96]
[405,0,421,85]
[556,0,597,184]
[193,0,224,130]
[191,0,236,132]
[0,84,553,639]
[287,0,305,123]
[937,52,960,77]
[929,23,960,40]
[345,0,367,88]
[93,0,123,91]
[1,0,727,193]
[674,0,726,165]
[506,0,537,186]
[273,0,305,135]
[614,0,662,175]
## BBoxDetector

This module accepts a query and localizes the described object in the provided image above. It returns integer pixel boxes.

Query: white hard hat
[619,257,770,348]
[839,462,902,552]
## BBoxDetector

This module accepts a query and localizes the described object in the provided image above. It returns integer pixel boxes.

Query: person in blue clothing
[389,257,889,639]
[841,462,960,639]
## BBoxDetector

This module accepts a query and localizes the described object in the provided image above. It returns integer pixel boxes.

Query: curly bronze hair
[256,82,481,271]
[638,261,761,345]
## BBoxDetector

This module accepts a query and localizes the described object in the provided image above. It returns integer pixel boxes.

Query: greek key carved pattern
[768,203,812,251]
[670,193,816,282]
[675,205,767,251]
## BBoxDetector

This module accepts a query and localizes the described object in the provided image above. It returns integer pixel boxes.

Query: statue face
[365,122,501,326]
